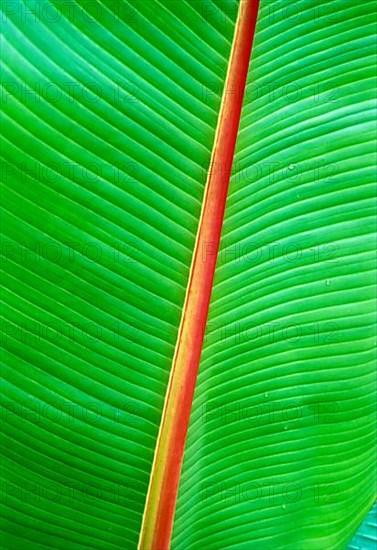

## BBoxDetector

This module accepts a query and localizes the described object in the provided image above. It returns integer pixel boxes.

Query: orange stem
[138,1,260,548]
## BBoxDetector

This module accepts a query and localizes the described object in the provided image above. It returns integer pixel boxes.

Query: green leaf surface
[1,0,376,549]
[173,0,377,548]
[1,1,238,548]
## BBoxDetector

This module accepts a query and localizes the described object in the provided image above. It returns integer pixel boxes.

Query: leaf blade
[1,1,239,547]
[173,1,377,548]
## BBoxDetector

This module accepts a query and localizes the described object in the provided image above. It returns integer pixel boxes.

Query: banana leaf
[1,0,376,549]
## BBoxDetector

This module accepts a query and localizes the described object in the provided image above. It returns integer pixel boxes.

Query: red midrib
[138,2,261,548]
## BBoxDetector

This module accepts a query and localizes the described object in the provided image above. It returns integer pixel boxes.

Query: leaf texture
[173,0,377,548]
[0,1,239,547]
[1,0,376,549]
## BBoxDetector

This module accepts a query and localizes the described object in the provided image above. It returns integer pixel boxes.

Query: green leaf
[1,1,238,548]
[173,0,377,548]
[1,0,376,549]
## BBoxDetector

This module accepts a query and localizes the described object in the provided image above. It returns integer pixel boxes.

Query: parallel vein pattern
[173,1,377,548]
[0,1,239,548]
